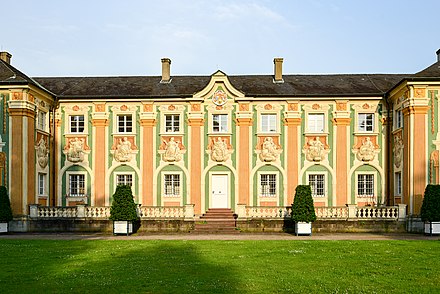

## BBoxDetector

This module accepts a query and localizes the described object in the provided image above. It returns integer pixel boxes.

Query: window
[212,114,228,133]
[308,113,325,133]
[261,114,277,132]
[164,174,180,197]
[38,111,46,131]
[117,174,133,187]
[357,174,374,197]
[117,115,133,133]
[309,174,325,197]
[38,173,46,195]
[395,172,402,195]
[165,114,180,133]
[69,174,85,197]
[260,174,276,197]
[358,113,374,132]
[395,110,403,129]
[70,115,85,133]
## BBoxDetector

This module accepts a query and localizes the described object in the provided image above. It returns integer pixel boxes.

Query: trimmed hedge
[0,186,13,222]
[291,185,316,223]
[421,184,440,222]
[109,185,138,221]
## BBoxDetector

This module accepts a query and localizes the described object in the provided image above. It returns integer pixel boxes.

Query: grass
[0,239,439,293]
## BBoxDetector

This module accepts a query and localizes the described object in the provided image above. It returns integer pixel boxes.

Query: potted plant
[421,184,440,235]
[109,185,138,235]
[291,185,316,235]
[0,186,13,233]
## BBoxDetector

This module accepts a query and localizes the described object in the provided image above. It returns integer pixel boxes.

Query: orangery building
[0,50,439,218]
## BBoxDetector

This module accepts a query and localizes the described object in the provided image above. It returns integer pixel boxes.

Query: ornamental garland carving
[393,135,404,168]
[207,137,233,162]
[303,137,329,162]
[35,138,49,168]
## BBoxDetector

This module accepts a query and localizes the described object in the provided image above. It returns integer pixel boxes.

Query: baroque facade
[0,51,439,217]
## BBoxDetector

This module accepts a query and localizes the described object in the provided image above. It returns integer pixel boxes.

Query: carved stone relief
[393,135,404,168]
[63,137,85,163]
[207,137,233,162]
[303,137,329,162]
[113,137,133,162]
[35,138,49,168]
[259,137,282,162]
[160,137,186,162]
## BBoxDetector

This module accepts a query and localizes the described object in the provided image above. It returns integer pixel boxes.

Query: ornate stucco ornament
[35,138,49,168]
[212,90,227,106]
[160,137,185,162]
[303,137,329,162]
[354,137,380,162]
[113,137,133,162]
[207,137,233,162]
[259,137,282,162]
[393,136,404,168]
[63,137,85,163]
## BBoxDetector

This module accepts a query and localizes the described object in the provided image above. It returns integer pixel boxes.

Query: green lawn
[0,239,439,293]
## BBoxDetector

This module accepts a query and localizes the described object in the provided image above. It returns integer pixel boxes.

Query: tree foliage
[109,185,138,221]
[0,186,13,222]
[421,184,440,222]
[291,185,316,223]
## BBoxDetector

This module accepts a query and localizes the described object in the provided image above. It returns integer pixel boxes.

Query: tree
[291,185,316,223]
[109,185,138,221]
[421,184,440,222]
[0,186,13,222]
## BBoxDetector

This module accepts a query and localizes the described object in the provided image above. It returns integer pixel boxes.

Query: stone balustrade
[29,203,406,221]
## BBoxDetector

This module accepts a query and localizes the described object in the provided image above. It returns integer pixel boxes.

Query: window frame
[395,109,403,129]
[259,172,278,198]
[67,172,87,197]
[307,172,327,198]
[115,172,134,187]
[37,111,47,131]
[395,172,402,196]
[212,113,229,133]
[162,172,182,198]
[260,113,278,133]
[38,173,47,196]
[69,115,85,133]
[307,113,325,133]
[358,113,375,133]
[356,172,376,198]
[164,114,181,133]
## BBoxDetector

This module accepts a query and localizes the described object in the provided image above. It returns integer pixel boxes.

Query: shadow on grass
[0,240,240,293]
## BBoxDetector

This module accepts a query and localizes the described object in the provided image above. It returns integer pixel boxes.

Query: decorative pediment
[193,71,245,104]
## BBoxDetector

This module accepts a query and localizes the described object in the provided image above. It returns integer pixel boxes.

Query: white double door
[210,174,229,208]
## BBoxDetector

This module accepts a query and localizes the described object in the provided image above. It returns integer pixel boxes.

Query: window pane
[358,174,374,197]
[308,114,324,133]
[261,114,277,132]
[260,174,276,197]
[118,115,132,133]
[69,174,85,197]
[164,174,180,196]
[165,114,180,132]
[213,114,228,132]
[358,113,374,132]
[309,174,325,197]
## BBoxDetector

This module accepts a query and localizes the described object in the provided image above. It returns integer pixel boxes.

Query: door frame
[209,172,231,208]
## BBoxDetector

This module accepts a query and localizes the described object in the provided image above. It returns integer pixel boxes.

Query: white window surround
[394,109,403,130]
[116,114,133,133]
[63,105,90,135]
[306,171,328,198]
[255,104,282,135]
[37,110,47,132]
[111,105,137,135]
[257,171,279,198]
[162,171,183,198]
[307,113,325,133]
[38,173,47,196]
[159,105,185,135]
[357,113,375,133]
[355,171,377,198]
[303,104,330,135]
[352,103,380,135]
[66,171,87,197]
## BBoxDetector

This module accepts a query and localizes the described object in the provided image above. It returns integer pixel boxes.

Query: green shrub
[109,185,138,221]
[291,185,316,223]
[0,186,13,222]
[421,184,440,222]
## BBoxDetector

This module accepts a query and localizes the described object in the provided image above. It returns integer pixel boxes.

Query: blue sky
[1,0,439,77]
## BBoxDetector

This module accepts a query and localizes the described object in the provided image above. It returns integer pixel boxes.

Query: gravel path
[1,232,438,241]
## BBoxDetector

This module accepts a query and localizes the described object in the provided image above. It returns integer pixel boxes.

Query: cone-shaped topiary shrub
[291,185,316,223]
[421,184,440,222]
[109,185,138,221]
[0,186,13,222]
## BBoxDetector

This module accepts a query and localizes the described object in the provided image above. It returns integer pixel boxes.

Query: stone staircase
[193,208,239,234]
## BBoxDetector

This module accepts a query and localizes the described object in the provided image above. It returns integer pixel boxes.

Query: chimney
[273,58,284,83]
[0,52,12,64]
[161,58,172,83]
[437,49,440,62]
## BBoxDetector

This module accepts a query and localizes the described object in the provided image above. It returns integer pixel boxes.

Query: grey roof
[1,57,439,99]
